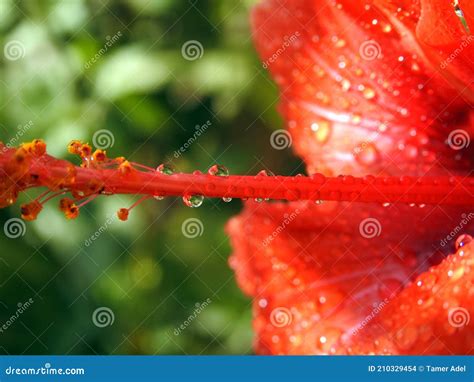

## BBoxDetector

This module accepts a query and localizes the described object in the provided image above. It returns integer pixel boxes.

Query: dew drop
[183,194,204,208]
[395,326,418,350]
[341,79,351,91]
[382,23,392,33]
[355,142,378,166]
[222,197,232,203]
[351,114,362,124]
[153,195,164,201]
[157,163,174,175]
[311,120,331,144]
[257,169,274,177]
[362,87,376,100]
[455,234,473,250]
[208,164,229,177]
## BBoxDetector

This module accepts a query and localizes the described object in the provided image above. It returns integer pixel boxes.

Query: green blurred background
[0,0,304,354]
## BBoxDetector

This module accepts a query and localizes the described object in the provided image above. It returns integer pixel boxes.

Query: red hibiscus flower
[227,0,474,354]
[1,0,473,357]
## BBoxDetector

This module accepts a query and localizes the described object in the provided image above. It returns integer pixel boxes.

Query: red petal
[337,238,474,354]
[252,0,473,176]
[226,201,473,354]
[416,0,474,100]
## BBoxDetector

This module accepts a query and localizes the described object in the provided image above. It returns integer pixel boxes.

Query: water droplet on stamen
[257,169,274,177]
[208,164,229,177]
[183,194,204,208]
[157,163,174,175]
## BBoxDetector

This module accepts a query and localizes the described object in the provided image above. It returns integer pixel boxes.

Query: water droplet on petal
[355,142,379,166]
[183,194,204,208]
[362,87,376,100]
[208,164,229,177]
[311,120,331,144]
[154,195,164,200]
[341,79,351,91]
[222,197,232,203]
[455,234,473,250]
[382,23,392,33]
